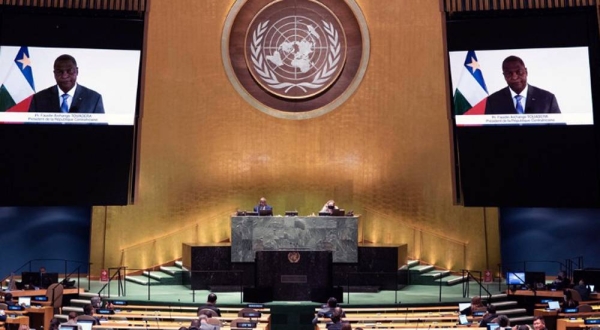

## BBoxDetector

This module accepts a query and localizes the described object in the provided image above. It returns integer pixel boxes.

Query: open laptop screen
[18,297,31,307]
[547,301,560,310]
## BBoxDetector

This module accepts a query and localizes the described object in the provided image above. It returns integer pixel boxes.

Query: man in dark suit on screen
[485,55,560,115]
[28,54,104,113]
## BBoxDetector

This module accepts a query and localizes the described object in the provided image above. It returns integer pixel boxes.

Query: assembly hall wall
[88,0,501,276]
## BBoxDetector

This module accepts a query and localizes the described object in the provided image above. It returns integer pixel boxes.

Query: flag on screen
[0,46,35,112]
[453,50,488,115]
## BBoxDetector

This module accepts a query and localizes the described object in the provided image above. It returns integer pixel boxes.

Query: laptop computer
[77,320,94,330]
[18,297,31,307]
[458,314,471,325]
[58,326,78,330]
[458,303,470,314]
[546,301,560,311]
[487,322,499,330]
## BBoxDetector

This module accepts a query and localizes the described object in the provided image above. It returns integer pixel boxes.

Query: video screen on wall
[0,8,144,206]
[446,7,600,207]
[449,47,593,126]
[0,46,140,125]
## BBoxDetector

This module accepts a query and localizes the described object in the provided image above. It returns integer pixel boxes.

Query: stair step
[407,260,421,268]
[493,300,518,308]
[437,275,467,285]
[70,298,91,306]
[62,306,83,313]
[420,270,450,279]
[125,275,161,285]
[143,271,174,280]
[510,316,534,323]
[410,265,435,274]
[497,308,527,316]
[160,266,184,275]
[175,260,183,268]
[79,292,107,299]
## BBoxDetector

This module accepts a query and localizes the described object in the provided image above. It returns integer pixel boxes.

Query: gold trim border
[221,0,371,120]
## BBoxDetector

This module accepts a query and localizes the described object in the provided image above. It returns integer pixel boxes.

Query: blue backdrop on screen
[500,208,600,275]
[0,206,91,278]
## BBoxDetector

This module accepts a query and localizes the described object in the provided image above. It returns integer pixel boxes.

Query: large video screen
[0,8,144,206]
[449,47,593,126]
[446,7,600,207]
[0,46,140,125]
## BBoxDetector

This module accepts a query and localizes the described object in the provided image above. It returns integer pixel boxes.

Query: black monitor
[21,271,41,288]
[258,209,273,216]
[41,273,59,288]
[525,271,546,288]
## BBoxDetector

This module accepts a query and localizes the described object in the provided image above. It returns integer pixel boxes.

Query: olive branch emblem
[250,20,341,94]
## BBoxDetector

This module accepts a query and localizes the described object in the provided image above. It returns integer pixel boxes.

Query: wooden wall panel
[89,0,501,276]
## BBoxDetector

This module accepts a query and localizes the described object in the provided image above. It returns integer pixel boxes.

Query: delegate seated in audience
[3,292,15,305]
[574,279,591,301]
[49,318,61,330]
[81,304,101,325]
[552,271,571,290]
[197,293,221,317]
[496,315,510,329]
[341,323,352,330]
[313,297,345,325]
[326,307,345,330]
[562,289,579,311]
[462,295,486,316]
[533,316,547,330]
[479,304,498,328]
[65,311,83,330]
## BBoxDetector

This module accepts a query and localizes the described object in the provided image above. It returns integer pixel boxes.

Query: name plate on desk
[231,215,358,263]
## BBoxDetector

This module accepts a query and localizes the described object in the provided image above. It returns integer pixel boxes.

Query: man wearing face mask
[320,200,339,214]
[28,54,105,113]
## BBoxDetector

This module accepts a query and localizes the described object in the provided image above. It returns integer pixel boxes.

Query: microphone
[144,320,149,329]
[416,318,421,330]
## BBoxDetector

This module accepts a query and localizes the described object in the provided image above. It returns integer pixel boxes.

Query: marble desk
[231,215,359,263]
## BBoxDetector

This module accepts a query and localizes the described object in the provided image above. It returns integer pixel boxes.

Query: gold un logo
[222,0,370,119]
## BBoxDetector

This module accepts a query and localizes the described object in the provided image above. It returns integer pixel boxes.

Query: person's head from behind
[68,311,78,321]
[39,266,46,273]
[189,319,200,328]
[471,295,483,307]
[516,325,531,330]
[207,293,217,304]
[497,315,510,327]
[502,55,527,95]
[331,307,343,323]
[341,323,352,330]
[49,318,61,330]
[327,297,338,308]
[579,279,585,286]
[487,304,497,314]
[533,316,546,330]
[5,292,12,302]
[53,54,79,94]
[83,303,94,315]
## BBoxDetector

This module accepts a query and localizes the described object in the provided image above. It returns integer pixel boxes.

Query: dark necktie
[515,95,524,114]
[61,94,69,113]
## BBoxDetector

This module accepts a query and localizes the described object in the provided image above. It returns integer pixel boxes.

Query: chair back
[198,308,219,317]
[579,304,593,313]
[46,283,64,308]
[567,288,582,302]
[0,302,6,310]
[77,314,98,324]
[206,317,222,326]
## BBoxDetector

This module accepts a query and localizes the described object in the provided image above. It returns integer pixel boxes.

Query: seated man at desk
[320,200,339,214]
[253,197,273,213]
[313,297,345,325]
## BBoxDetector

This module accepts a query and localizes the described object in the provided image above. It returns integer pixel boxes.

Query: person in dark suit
[479,304,498,328]
[485,56,560,115]
[28,54,104,113]
[197,293,221,317]
[253,197,273,212]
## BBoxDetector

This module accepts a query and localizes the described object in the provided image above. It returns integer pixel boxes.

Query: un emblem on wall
[223,0,369,119]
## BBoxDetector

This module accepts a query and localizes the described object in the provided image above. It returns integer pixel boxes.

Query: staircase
[125,260,186,286]
[405,259,468,286]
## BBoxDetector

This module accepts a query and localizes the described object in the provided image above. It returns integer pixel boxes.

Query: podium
[255,250,332,301]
